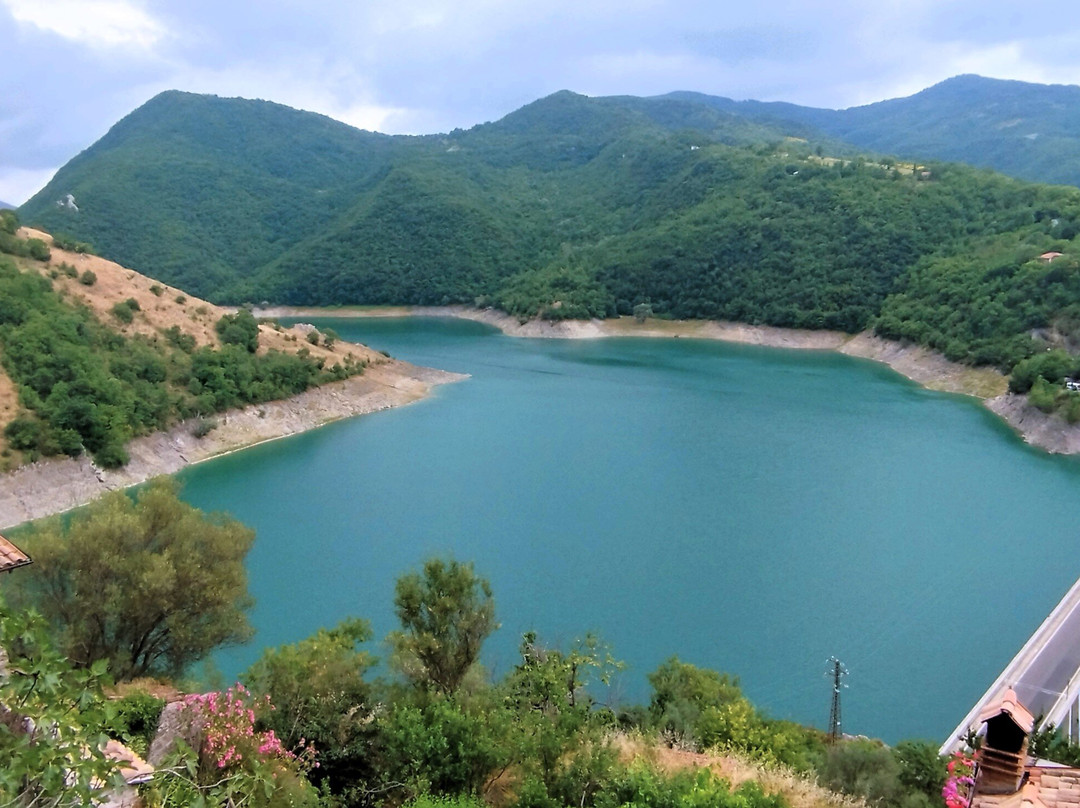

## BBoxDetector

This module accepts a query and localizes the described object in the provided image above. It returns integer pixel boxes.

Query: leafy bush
[109,691,167,756]
[216,309,260,352]
[111,299,137,323]
[51,233,94,253]
[0,598,123,806]
[79,269,97,285]
[25,238,50,261]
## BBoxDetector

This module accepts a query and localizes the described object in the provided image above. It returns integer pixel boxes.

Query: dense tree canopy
[7,477,254,679]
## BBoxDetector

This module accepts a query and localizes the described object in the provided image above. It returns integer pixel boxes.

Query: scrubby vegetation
[3,527,951,808]
[0,236,362,467]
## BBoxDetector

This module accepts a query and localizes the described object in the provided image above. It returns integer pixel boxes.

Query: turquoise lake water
[176,317,1080,744]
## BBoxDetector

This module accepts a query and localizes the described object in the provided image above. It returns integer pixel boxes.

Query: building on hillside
[969,689,1080,808]
[1040,252,1065,263]
[0,534,30,574]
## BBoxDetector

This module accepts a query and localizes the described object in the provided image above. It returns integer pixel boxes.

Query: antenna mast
[826,657,848,743]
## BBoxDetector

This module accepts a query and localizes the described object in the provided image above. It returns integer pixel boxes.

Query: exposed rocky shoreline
[0,361,465,530]
[257,305,1080,456]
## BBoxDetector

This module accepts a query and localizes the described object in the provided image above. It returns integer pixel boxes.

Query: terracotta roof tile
[978,687,1036,733]
[0,534,30,573]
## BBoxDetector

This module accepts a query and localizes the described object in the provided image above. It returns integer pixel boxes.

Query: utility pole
[826,657,848,743]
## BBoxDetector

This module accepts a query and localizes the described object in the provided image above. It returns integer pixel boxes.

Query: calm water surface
[177,318,1080,743]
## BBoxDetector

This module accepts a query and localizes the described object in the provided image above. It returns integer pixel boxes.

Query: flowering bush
[184,684,306,772]
[152,684,318,808]
[942,752,975,808]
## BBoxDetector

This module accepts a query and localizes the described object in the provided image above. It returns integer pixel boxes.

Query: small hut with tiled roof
[971,689,1080,808]
[976,688,1035,794]
[0,534,30,574]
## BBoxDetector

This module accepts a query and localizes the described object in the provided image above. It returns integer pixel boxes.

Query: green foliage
[389,558,498,694]
[892,740,949,803]
[495,265,614,320]
[111,298,138,323]
[25,237,50,261]
[21,87,1080,398]
[216,308,260,352]
[404,795,488,808]
[500,632,624,795]
[518,756,790,808]
[1009,349,1078,393]
[0,256,354,467]
[0,599,124,806]
[79,268,97,285]
[818,738,944,808]
[0,208,17,234]
[244,618,378,798]
[1030,724,1080,766]
[52,232,95,253]
[109,691,167,756]
[149,686,320,808]
[645,658,823,771]
[379,695,508,799]
[6,477,254,680]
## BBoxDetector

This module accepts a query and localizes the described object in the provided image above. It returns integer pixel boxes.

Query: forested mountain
[668,75,1080,188]
[20,83,1080,406]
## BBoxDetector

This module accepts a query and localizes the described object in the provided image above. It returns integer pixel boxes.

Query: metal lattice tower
[826,657,848,743]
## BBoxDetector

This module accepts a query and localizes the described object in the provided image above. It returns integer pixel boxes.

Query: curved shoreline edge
[0,360,467,531]
[258,304,1080,458]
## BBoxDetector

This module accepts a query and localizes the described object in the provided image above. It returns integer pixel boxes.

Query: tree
[8,477,254,680]
[215,309,260,352]
[388,558,497,694]
[244,618,378,797]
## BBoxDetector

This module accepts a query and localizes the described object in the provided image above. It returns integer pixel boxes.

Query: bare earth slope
[0,233,465,529]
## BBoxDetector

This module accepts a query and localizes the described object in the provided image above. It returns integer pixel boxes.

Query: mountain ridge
[18,76,1080,407]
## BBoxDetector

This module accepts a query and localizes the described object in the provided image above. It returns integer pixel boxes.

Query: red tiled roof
[0,535,31,573]
[978,687,1035,734]
[974,766,1080,808]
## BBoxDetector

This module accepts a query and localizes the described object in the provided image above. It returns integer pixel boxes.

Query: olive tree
[8,477,254,680]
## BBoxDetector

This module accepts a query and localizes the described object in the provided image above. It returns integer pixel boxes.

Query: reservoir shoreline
[0,360,465,531]
[255,304,1080,457]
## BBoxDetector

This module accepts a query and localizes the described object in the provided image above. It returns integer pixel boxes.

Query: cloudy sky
[2,0,1079,204]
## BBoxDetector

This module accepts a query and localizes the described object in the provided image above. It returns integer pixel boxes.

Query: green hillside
[667,75,1080,188]
[21,85,1080,403]
[0,212,365,468]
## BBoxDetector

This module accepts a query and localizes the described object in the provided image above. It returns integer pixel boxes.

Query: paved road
[941,574,1080,754]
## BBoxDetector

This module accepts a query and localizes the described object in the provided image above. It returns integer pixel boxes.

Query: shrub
[110,692,167,757]
[191,417,218,438]
[52,233,94,254]
[111,300,136,323]
[79,269,97,285]
[26,238,51,261]
[216,310,260,352]
[150,284,163,296]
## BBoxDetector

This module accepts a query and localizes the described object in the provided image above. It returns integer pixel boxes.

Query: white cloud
[2,0,164,49]
[0,166,57,206]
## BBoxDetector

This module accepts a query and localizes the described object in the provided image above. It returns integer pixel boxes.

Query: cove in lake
[177,317,1080,744]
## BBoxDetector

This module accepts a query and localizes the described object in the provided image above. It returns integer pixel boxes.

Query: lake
[177,317,1080,743]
